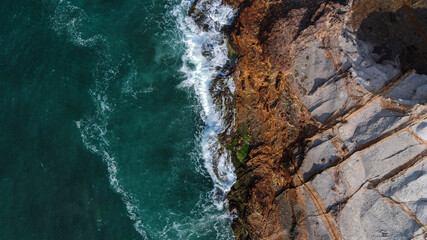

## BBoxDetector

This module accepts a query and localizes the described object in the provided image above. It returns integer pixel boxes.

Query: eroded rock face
[221,0,427,239]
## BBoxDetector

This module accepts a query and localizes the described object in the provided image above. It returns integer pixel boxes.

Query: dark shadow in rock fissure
[356,6,427,74]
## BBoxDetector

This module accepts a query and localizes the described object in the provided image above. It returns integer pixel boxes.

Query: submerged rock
[221,0,427,239]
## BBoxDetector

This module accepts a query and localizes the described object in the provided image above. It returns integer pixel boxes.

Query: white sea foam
[172,0,236,208]
[51,1,149,238]
[51,1,104,47]
[76,69,149,239]
[159,206,234,239]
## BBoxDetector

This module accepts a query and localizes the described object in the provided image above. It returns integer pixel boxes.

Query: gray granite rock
[293,40,339,97]
[304,216,333,240]
[378,159,427,225]
[298,135,340,181]
[310,167,349,211]
[412,120,427,142]
[270,2,427,239]
[303,78,350,123]
[339,188,421,240]
[340,31,401,93]
[277,187,335,239]
[280,24,427,240]
[413,230,427,240]
[388,73,427,105]
[311,131,426,211]
[341,131,425,189]
[299,187,322,218]
[336,100,410,153]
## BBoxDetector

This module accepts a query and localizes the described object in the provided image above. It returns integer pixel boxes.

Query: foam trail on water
[75,62,149,239]
[50,1,148,238]
[51,0,104,47]
[172,0,236,208]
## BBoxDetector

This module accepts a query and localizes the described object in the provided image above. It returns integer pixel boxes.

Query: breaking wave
[173,0,236,208]
[52,0,236,238]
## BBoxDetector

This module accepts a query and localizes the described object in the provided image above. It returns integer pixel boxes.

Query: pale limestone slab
[339,188,421,240]
[336,101,409,153]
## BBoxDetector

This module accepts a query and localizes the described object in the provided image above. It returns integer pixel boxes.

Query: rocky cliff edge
[219,0,427,239]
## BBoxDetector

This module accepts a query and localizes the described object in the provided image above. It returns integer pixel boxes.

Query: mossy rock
[228,131,252,168]
[232,219,250,240]
[231,172,254,191]
[236,143,249,162]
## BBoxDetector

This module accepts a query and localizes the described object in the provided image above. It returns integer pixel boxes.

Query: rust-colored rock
[224,0,427,239]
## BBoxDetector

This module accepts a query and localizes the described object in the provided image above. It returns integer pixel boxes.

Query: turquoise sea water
[0,0,235,239]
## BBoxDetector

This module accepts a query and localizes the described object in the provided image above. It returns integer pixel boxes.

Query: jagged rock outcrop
[221,0,427,239]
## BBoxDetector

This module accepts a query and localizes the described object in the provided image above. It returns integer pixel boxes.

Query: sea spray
[173,0,236,208]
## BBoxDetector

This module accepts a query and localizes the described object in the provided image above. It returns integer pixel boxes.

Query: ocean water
[0,0,235,239]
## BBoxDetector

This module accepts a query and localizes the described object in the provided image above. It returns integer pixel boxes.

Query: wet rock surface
[217,0,427,239]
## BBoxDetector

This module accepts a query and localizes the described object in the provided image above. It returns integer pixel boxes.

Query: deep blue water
[0,0,235,239]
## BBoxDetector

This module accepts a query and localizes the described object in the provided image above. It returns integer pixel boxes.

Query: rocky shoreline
[192,0,427,239]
